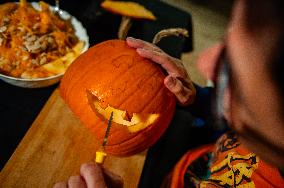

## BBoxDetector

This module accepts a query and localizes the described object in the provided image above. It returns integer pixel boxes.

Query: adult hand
[126,37,196,106]
[53,162,123,188]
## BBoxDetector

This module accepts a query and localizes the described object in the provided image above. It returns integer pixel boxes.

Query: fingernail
[126,37,135,41]
[166,76,176,87]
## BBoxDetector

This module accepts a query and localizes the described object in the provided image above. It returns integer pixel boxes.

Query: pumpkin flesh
[87,91,159,133]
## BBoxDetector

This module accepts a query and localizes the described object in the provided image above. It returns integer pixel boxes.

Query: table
[0,0,193,187]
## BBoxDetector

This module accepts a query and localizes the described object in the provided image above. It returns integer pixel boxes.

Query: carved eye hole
[86,90,159,132]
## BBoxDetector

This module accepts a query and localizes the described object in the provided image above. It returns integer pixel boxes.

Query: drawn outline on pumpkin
[87,91,160,133]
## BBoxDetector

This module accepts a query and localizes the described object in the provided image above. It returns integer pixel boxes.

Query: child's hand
[53,162,123,188]
[126,37,196,106]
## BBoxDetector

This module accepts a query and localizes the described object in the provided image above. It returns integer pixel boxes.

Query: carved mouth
[87,91,159,132]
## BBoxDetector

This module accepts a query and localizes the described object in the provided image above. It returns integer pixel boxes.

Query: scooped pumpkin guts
[60,40,176,156]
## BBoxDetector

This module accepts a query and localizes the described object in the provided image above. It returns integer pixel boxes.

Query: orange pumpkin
[60,39,176,156]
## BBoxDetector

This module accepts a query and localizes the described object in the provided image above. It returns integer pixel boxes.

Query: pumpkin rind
[60,39,175,156]
[101,1,156,20]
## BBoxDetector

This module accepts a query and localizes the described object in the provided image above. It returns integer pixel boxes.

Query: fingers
[53,162,124,188]
[137,48,187,78]
[127,37,196,105]
[127,37,186,77]
[53,182,67,188]
[102,167,124,188]
[80,162,106,188]
[67,175,87,188]
[126,37,161,52]
[164,76,196,106]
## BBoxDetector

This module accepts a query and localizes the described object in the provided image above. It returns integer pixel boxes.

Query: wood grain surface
[0,89,146,188]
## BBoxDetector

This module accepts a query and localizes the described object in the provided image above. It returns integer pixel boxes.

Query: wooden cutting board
[0,89,147,188]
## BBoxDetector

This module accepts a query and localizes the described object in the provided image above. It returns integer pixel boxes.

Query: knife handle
[95,151,107,164]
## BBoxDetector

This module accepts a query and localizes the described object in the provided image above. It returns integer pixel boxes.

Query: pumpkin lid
[101,0,156,20]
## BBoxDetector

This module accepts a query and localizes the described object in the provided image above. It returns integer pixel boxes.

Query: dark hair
[244,0,284,32]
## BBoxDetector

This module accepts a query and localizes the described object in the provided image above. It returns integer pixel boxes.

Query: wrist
[187,82,196,105]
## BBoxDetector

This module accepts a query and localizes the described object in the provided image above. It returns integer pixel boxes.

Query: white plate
[0,2,89,88]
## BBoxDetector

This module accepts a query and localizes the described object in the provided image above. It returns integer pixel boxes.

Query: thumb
[80,162,106,188]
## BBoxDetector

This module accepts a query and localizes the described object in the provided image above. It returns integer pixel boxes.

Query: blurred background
[163,0,233,86]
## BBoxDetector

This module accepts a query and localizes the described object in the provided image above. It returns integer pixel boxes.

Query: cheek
[227,84,251,134]
[197,43,224,81]
[229,98,246,133]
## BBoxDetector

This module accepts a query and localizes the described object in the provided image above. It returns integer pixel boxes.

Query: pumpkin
[60,39,176,156]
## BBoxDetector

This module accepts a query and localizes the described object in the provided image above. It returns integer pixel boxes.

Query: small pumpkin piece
[101,0,156,20]
[41,59,65,75]
[101,0,156,39]
[42,41,85,74]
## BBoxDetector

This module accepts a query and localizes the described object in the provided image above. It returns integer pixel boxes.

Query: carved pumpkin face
[86,91,160,133]
[60,40,175,156]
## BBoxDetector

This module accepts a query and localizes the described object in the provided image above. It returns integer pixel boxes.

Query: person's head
[198,0,284,169]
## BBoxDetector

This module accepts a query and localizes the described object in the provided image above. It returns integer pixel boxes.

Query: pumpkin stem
[152,28,189,45]
[118,16,132,40]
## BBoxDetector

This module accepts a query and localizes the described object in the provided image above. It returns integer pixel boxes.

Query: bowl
[0,2,89,88]
[0,73,63,88]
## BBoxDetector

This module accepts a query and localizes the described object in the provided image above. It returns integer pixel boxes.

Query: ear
[197,43,224,81]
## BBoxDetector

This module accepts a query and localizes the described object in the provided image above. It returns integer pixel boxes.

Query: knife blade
[102,111,113,147]
[95,111,113,164]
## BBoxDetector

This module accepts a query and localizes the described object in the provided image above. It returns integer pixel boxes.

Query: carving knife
[95,111,113,164]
